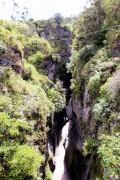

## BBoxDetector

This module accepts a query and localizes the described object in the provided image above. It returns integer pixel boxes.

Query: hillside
[0,0,120,180]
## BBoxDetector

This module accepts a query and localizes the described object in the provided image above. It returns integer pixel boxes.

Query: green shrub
[78,44,96,62]
[87,73,100,96]
[28,52,44,71]
[98,133,120,179]
[28,52,43,64]
[0,66,56,118]
[0,112,29,140]
[9,145,44,179]
[83,137,97,155]
[67,50,77,73]
[7,73,27,94]
[62,23,73,34]
[0,94,13,113]
[101,0,120,28]
[45,167,53,180]
[0,24,24,58]
[112,122,120,135]
[23,61,41,82]
[106,71,120,100]
[25,37,51,57]
[0,40,7,54]
[0,112,30,179]
[92,98,110,122]
[47,88,66,112]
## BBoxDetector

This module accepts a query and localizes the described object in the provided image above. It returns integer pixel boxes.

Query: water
[52,122,70,180]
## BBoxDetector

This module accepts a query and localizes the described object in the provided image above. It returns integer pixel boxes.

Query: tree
[52,13,63,27]
[11,0,19,21]
[101,0,120,28]
[10,0,30,21]
[21,6,29,21]
[34,20,44,37]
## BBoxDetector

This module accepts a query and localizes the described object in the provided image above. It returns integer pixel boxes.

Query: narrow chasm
[45,41,87,180]
[47,53,91,180]
[42,26,91,180]
[50,70,87,180]
[52,72,72,180]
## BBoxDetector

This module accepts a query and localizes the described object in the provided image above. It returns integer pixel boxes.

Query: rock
[0,51,23,74]
[66,101,73,120]
[72,94,83,120]
[113,36,120,56]
[83,88,91,122]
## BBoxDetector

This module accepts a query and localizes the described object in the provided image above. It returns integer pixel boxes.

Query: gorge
[0,0,120,179]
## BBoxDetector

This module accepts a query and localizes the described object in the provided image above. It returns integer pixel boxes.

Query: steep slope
[0,0,120,179]
[0,20,66,180]
[64,0,120,179]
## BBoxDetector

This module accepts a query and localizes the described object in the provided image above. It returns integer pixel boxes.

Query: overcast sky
[0,0,88,20]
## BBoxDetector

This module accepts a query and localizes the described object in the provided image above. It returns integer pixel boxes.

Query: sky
[0,0,88,20]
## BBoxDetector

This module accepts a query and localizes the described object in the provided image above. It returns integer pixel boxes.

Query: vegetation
[67,0,120,179]
[0,0,120,179]
[98,133,120,179]
[0,18,66,179]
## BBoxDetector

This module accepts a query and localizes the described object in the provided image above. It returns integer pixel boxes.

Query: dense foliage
[67,0,120,179]
[0,0,120,179]
[0,19,66,179]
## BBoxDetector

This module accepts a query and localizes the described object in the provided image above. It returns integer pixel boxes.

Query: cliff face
[42,26,71,82]
[113,36,120,57]
[42,25,94,180]
[0,44,23,74]
[47,26,120,179]
[65,91,97,180]
[64,36,120,180]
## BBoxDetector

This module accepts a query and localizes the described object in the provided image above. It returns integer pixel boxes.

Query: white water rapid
[52,121,70,180]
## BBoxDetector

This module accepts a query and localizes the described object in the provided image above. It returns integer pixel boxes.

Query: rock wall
[113,36,120,57]
[0,49,23,74]
[44,26,95,180]
[65,91,92,180]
